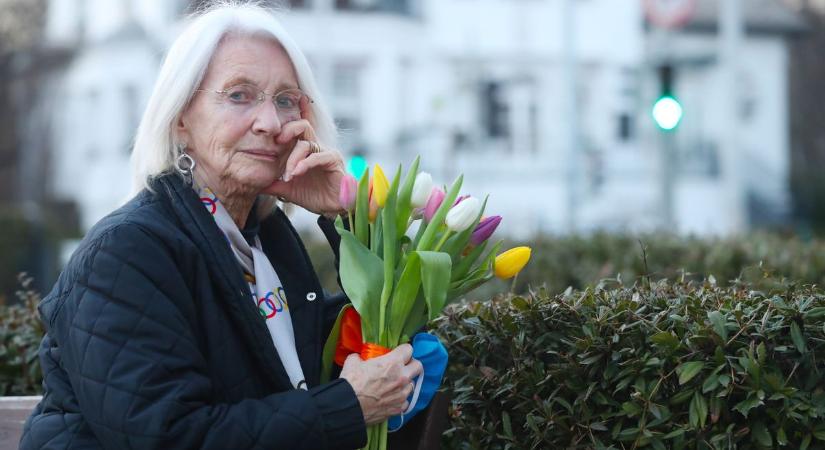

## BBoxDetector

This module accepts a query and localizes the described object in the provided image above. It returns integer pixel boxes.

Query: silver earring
[174,144,196,186]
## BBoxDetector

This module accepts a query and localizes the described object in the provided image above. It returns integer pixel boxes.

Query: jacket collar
[155,173,322,388]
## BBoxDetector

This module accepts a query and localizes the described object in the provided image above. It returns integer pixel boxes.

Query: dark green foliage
[507,232,825,297]
[306,232,825,299]
[0,273,43,395]
[435,278,825,449]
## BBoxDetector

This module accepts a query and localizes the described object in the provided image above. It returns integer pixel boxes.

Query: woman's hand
[339,344,424,426]
[264,100,346,217]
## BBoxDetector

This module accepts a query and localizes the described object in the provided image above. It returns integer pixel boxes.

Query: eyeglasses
[195,83,313,121]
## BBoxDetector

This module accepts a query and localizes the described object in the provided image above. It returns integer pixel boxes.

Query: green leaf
[378,166,401,344]
[702,373,719,393]
[650,331,680,349]
[718,374,730,387]
[338,228,384,339]
[708,310,728,341]
[670,389,694,405]
[733,394,762,418]
[320,304,352,384]
[400,292,427,340]
[394,156,420,237]
[677,361,705,385]
[448,241,501,300]
[452,240,487,282]
[689,392,708,429]
[757,342,767,366]
[502,411,513,438]
[801,434,812,450]
[418,251,452,320]
[777,427,788,446]
[622,401,642,417]
[663,428,685,440]
[752,421,772,447]
[804,306,825,319]
[791,321,806,354]
[354,168,370,246]
[387,252,421,344]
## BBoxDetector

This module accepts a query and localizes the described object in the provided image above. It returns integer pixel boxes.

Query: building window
[617,113,634,141]
[335,0,410,14]
[481,81,510,139]
[332,62,362,100]
[286,0,309,8]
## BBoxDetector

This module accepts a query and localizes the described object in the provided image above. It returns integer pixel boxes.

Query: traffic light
[652,64,683,131]
[347,154,368,178]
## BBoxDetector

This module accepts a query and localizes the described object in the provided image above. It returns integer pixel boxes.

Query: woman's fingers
[338,348,425,424]
[282,140,313,182]
[389,344,413,364]
[277,119,316,145]
[289,148,341,179]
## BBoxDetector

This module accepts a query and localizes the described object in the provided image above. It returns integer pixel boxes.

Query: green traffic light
[347,155,368,178]
[652,95,683,131]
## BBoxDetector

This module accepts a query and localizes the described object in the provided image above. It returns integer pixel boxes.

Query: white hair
[130,0,337,199]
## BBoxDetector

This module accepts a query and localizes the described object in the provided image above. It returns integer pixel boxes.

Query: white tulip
[445,197,481,232]
[410,172,434,208]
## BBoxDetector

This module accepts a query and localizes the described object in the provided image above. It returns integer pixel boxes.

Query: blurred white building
[40,0,804,238]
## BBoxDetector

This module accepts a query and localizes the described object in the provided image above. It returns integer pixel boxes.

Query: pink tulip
[423,187,445,222]
[339,174,357,211]
[470,215,502,246]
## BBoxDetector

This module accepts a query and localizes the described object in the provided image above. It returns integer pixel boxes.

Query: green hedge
[306,232,825,299]
[0,274,43,395]
[434,278,825,449]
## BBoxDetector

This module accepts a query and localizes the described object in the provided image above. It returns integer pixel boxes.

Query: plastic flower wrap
[323,157,530,450]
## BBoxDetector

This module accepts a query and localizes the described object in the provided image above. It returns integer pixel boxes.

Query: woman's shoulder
[57,189,186,288]
[40,188,196,326]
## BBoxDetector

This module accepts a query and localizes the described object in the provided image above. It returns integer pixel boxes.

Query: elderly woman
[20,3,422,449]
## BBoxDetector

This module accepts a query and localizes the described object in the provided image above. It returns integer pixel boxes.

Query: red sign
[643,0,697,29]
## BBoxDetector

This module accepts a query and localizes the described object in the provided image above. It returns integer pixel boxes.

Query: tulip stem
[347,210,354,233]
[433,230,452,253]
[510,273,519,294]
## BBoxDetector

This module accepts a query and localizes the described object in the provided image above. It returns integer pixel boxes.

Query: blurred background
[0,0,824,300]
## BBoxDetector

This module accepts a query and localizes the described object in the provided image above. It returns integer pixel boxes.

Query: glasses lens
[275,90,302,112]
[224,84,259,105]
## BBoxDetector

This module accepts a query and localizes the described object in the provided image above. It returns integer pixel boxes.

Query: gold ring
[309,141,321,154]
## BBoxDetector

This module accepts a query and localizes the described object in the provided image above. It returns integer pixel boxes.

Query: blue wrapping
[388,333,448,432]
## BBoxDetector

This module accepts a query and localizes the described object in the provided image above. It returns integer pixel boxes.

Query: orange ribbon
[334,308,391,365]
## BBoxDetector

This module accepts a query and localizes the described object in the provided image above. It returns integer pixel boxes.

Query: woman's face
[178,34,302,194]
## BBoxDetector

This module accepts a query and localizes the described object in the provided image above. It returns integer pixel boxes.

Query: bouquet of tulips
[321,157,531,450]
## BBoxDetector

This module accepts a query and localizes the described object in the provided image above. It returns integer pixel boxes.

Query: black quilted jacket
[19,173,367,449]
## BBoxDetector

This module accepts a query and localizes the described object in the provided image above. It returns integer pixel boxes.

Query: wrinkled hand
[339,344,424,426]
[264,100,345,216]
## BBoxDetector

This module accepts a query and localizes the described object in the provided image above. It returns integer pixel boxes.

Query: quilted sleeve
[49,223,366,450]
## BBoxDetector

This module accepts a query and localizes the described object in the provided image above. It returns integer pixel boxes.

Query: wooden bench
[1,393,449,449]
[0,396,39,450]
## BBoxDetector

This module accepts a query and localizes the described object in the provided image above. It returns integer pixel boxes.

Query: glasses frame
[194,83,314,118]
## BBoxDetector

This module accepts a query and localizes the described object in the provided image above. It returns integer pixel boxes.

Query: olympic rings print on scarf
[196,184,307,390]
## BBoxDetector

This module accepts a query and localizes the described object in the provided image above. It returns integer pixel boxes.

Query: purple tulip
[453,195,469,206]
[423,187,445,222]
[470,215,502,246]
[338,174,357,211]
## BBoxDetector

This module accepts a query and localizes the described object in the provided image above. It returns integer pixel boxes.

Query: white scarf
[196,184,307,390]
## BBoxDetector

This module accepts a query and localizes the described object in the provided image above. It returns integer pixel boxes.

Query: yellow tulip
[373,164,390,207]
[494,246,532,279]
